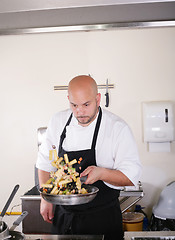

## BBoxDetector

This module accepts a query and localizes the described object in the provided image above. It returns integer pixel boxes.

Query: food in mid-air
[40,149,87,195]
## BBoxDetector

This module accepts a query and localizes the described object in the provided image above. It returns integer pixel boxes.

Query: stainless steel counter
[25,235,104,240]
[124,231,175,240]
[25,232,175,240]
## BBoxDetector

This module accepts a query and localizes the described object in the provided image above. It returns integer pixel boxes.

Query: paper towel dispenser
[143,101,175,143]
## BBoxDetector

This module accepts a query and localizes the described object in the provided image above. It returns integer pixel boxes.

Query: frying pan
[40,184,99,205]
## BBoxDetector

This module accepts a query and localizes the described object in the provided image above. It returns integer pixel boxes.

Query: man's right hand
[40,198,54,223]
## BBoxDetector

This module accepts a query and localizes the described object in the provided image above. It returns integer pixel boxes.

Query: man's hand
[40,198,54,223]
[80,166,103,184]
[80,166,133,186]
[38,169,54,223]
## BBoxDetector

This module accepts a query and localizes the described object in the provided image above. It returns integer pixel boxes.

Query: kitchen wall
[0,26,175,219]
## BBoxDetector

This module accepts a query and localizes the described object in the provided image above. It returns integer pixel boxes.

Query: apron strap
[91,107,102,149]
[58,113,73,154]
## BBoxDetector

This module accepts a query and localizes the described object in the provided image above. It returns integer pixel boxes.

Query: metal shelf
[119,181,144,213]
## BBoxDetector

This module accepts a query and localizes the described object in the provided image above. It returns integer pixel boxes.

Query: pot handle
[10,211,28,231]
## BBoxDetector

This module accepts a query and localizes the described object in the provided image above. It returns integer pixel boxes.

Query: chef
[36,75,142,240]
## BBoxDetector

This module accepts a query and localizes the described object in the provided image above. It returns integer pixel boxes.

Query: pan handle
[0,185,19,218]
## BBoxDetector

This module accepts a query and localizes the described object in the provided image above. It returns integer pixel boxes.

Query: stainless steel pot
[0,221,9,239]
[2,230,26,240]
[0,211,28,240]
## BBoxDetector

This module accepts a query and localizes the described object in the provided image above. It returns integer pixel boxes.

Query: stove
[25,235,104,240]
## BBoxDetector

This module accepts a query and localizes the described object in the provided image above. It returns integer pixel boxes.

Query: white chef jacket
[36,108,142,189]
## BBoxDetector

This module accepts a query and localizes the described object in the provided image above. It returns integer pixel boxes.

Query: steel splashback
[0,0,175,35]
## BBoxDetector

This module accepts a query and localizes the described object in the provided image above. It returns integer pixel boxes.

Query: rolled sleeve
[113,125,142,186]
[36,113,62,172]
[36,143,57,172]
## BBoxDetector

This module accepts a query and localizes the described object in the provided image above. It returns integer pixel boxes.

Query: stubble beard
[77,103,99,126]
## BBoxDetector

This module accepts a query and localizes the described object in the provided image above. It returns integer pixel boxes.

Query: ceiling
[0,0,175,35]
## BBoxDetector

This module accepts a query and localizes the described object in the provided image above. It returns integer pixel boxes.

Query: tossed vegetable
[40,149,88,195]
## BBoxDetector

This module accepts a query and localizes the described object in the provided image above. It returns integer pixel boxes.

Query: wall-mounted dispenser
[142,101,174,152]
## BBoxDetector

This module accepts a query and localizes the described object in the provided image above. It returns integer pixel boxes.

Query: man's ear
[96,93,101,106]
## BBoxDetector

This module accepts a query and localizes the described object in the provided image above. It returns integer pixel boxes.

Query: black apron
[52,107,124,240]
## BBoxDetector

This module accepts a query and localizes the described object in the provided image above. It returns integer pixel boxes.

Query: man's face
[68,89,101,126]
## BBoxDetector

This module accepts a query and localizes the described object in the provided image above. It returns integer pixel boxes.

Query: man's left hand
[80,166,103,184]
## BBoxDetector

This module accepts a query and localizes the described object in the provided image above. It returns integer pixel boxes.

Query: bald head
[68,75,98,97]
[67,75,101,126]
